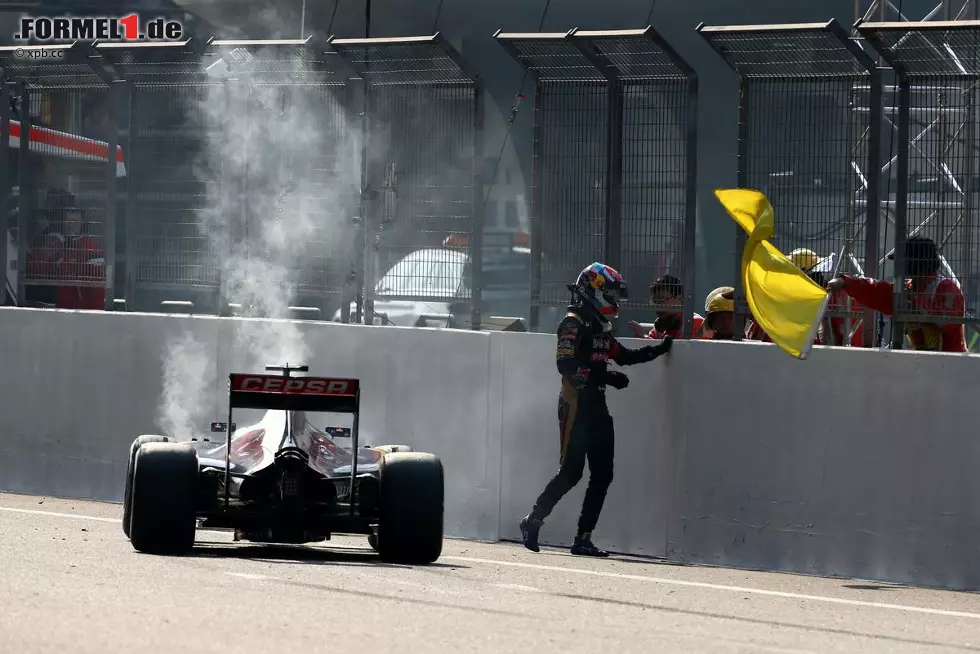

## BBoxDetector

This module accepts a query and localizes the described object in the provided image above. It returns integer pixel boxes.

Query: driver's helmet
[573,262,629,326]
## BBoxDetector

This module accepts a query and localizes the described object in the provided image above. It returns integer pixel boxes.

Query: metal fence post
[218,77,237,316]
[120,78,135,312]
[342,72,363,326]
[682,62,700,340]
[733,77,750,340]
[0,82,10,306]
[103,79,120,310]
[605,77,624,270]
[863,65,883,347]
[530,75,544,332]
[606,82,624,270]
[358,50,373,326]
[471,79,486,331]
[892,75,910,349]
[16,82,30,308]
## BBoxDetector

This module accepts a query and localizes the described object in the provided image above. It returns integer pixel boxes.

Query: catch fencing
[0,34,484,325]
[327,34,485,328]
[494,27,698,334]
[859,19,980,348]
[697,19,883,347]
[104,38,355,319]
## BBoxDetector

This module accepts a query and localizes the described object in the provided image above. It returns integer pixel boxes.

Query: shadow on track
[184,539,466,570]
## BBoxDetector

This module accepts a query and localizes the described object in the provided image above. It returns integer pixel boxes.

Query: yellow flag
[714,188,829,360]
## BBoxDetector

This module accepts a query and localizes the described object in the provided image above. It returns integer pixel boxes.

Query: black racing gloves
[603,370,630,389]
[643,334,673,361]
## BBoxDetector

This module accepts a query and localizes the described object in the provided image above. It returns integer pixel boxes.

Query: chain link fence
[495,27,698,334]
[95,38,356,318]
[860,19,980,349]
[328,34,484,327]
[698,19,883,346]
[4,20,976,347]
[0,34,485,324]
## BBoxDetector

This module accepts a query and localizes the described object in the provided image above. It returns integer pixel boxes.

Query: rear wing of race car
[228,373,360,413]
[222,368,362,508]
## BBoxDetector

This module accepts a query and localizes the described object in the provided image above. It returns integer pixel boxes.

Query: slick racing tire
[129,442,199,555]
[122,435,169,538]
[376,452,444,564]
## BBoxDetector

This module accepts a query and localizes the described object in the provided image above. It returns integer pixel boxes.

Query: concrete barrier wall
[3,307,980,589]
[660,339,980,590]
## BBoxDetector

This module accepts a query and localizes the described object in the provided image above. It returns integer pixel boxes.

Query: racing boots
[519,513,543,552]
[570,532,609,557]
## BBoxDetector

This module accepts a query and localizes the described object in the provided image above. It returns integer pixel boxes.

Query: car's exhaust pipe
[275,446,309,500]
[275,446,308,471]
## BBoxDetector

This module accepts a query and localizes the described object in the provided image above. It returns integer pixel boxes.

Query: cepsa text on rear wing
[228,374,360,413]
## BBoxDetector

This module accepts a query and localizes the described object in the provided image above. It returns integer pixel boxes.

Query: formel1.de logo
[14,14,184,42]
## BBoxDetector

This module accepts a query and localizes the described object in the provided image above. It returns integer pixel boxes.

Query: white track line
[5,504,979,621]
[225,572,272,581]
[442,556,980,621]
[0,506,120,523]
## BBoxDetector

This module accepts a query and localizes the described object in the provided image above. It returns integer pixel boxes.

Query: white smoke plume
[156,40,361,436]
[158,330,214,441]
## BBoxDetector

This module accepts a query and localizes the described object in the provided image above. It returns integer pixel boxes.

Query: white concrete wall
[2,307,980,589]
[662,338,980,590]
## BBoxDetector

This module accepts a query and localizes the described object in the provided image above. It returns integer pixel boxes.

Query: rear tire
[122,435,169,537]
[375,445,414,453]
[129,442,199,554]
[376,452,443,564]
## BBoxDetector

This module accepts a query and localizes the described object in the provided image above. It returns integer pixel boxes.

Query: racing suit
[529,305,670,538]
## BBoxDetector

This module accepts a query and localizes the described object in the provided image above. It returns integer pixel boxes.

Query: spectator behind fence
[826,236,966,352]
[628,274,705,339]
[744,248,866,347]
[703,286,735,340]
[26,190,105,310]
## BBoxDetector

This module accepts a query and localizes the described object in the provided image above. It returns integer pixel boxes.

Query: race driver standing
[519,262,673,557]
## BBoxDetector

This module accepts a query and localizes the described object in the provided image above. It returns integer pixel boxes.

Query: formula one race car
[121,365,444,564]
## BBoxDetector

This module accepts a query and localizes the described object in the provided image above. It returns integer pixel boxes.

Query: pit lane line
[3,504,980,622]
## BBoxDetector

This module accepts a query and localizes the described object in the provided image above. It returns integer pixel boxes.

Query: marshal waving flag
[714,188,829,360]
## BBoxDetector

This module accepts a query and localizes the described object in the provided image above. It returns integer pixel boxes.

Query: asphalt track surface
[3,494,980,653]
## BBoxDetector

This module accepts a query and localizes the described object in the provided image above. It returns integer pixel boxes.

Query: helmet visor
[600,285,626,316]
